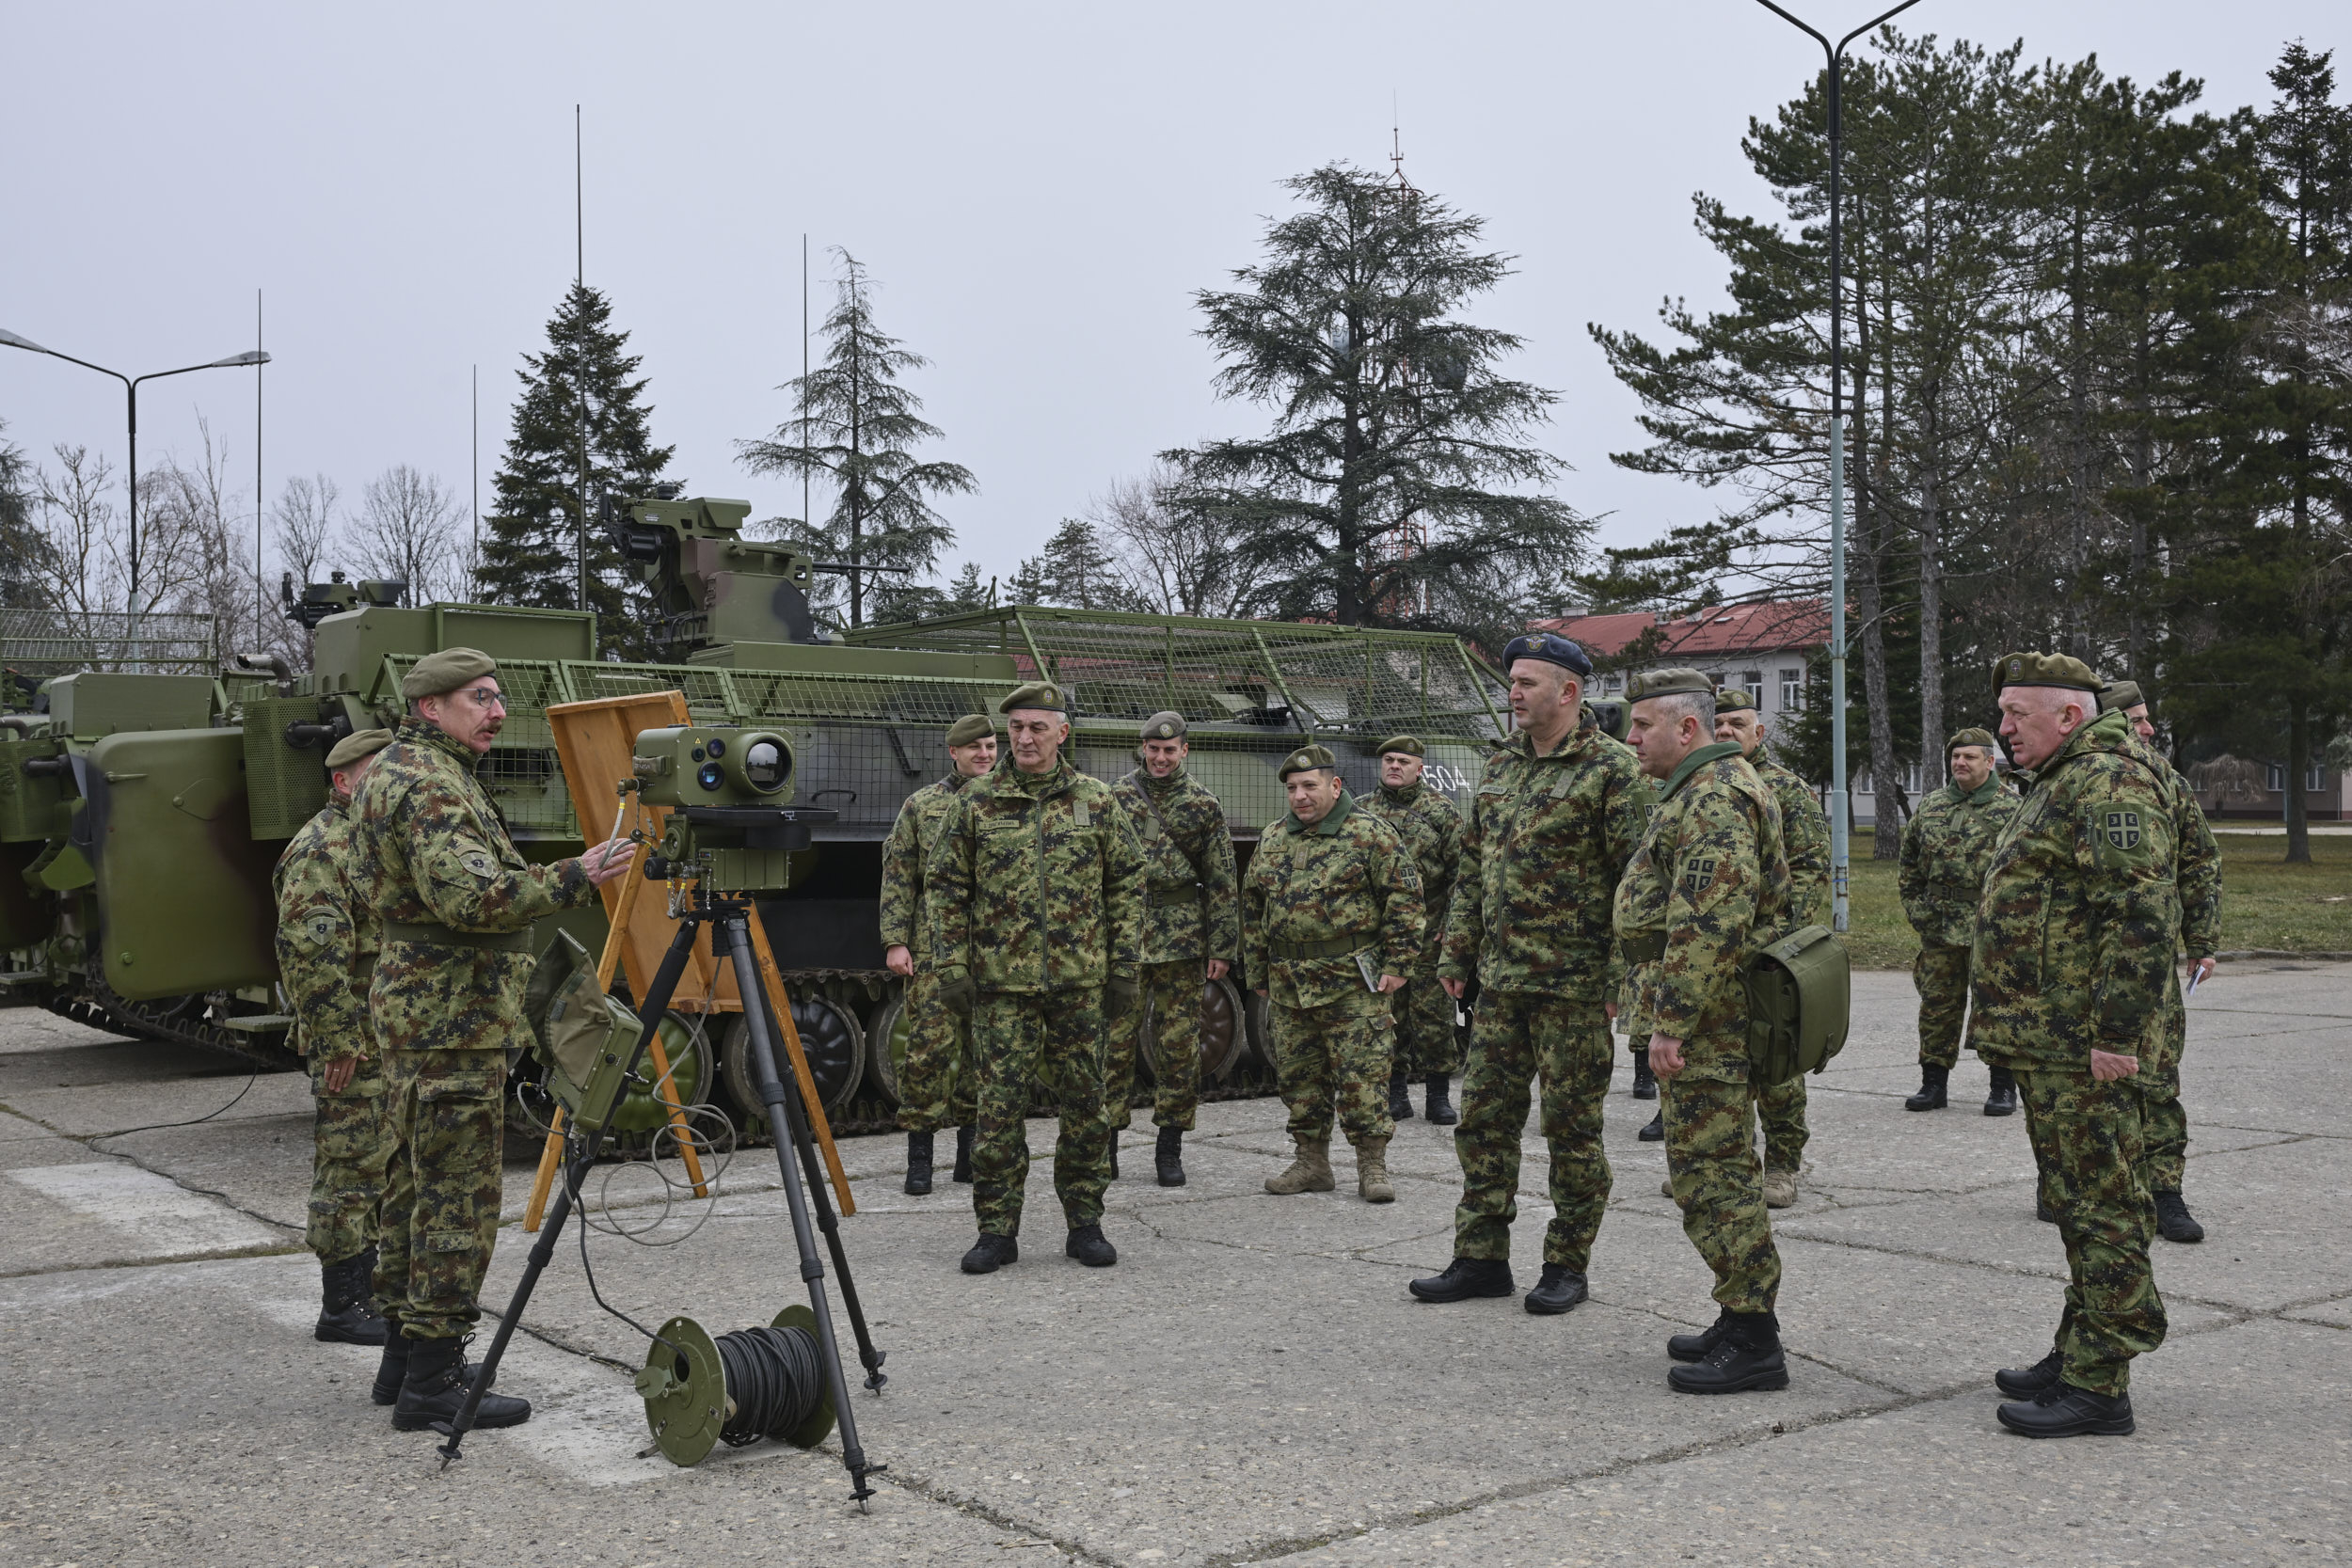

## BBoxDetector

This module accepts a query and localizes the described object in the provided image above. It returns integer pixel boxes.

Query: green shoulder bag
[1745,924,1851,1086]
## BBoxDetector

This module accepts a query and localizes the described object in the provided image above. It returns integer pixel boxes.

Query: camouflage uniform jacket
[1898,777,2021,949]
[1611,742,1791,1079]
[2130,738,2221,959]
[877,774,972,964]
[273,797,378,1067]
[1362,780,1462,953]
[930,755,1145,994]
[347,718,596,1053]
[1243,789,1424,1012]
[1755,757,1830,927]
[1441,725,1649,1002]
[1109,765,1241,965]
[1969,711,2182,1069]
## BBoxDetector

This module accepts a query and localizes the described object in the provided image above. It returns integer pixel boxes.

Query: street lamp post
[0,328,270,647]
[1749,0,1923,935]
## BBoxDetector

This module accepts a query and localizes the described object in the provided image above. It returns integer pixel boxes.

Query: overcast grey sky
[3,2,2340,597]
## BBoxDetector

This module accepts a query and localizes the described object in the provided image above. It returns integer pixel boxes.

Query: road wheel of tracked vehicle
[1244,988,1279,1077]
[1142,975,1245,1086]
[719,995,866,1135]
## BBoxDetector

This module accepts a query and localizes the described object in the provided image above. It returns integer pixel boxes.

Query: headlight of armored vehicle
[632,726,796,808]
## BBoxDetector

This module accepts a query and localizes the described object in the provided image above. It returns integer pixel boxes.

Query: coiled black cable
[715,1323,825,1447]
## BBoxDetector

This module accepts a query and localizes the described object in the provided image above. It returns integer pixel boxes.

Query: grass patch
[1830,829,2352,969]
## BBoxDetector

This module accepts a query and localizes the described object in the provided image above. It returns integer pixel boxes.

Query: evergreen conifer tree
[736,250,975,628]
[479,283,675,657]
[1009,518,1143,610]
[1167,163,1588,630]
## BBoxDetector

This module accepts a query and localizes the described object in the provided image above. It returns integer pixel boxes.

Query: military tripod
[434,884,887,1502]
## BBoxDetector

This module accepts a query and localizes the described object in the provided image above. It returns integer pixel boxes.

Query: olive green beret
[1993,651,2100,694]
[1714,688,1759,713]
[998,679,1068,715]
[325,728,394,769]
[1947,727,1997,753]
[1278,743,1339,781]
[944,713,993,748]
[2098,679,2145,714]
[402,647,498,700]
[1628,667,1713,702]
[1376,735,1423,758]
[1141,710,1187,741]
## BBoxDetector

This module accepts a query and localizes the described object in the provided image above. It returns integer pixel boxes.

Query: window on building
[1856,772,1872,796]
[1781,667,1804,711]
[2270,762,2327,792]
[1740,670,1763,698]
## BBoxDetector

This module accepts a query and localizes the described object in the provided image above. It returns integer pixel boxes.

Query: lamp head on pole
[211,350,270,368]
[0,328,54,354]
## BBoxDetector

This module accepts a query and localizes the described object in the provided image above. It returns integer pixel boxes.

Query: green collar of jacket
[396,716,480,772]
[993,753,1079,800]
[1291,787,1354,837]
[1502,724,1593,764]
[1659,740,1743,802]
[2033,710,2134,785]
[1963,776,2004,806]
[1138,764,1186,795]
[1376,780,1423,808]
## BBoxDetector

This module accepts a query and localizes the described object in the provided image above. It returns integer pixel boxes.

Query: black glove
[937,973,977,1017]
[1104,975,1139,1022]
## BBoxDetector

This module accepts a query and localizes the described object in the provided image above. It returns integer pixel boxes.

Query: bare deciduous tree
[1090,462,1257,619]
[273,473,341,594]
[350,465,465,606]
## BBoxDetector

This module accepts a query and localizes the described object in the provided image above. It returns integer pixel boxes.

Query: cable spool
[636,1305,837,1466]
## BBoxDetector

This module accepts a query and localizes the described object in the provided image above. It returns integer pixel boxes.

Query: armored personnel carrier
[0,493,1505,1134]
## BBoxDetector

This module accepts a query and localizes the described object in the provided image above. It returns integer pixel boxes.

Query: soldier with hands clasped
[1359,735,1464,1126]
[1898,728,2020,1116]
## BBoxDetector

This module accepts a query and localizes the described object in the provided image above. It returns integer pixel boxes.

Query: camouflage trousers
[377,1049,506,1339]
[896,968,977,1134]
[2017,1066,2166,1396]
[969,990,1111,1238]
[1271,997,1394,1148]
[1104,959,1203,1133]
[305,1052,394,1264]
[1914,942,1972,1069]
[1756,1075,1807,1175]
[2138,982,2190,1195]
[1391,958,1460,1076]
[1452,992,1613,1270]
[1662,1073,1781,1314]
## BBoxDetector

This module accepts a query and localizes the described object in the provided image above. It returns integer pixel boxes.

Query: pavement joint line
[0,1240,308,1283]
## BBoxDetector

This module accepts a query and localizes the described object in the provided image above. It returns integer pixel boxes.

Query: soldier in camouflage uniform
[349,649,636,1432]
[1978,653,2177,1438]
[1413,634,1647,1315]
[1898,728,2021,1116]
[930,681,1144,1274]
[2101,679,2222,1245]
[274,728,399,1350]
[1714,689,1828,1208]
[880,713,996,1196]
[1613,668,1794,1395]
[1244,744,1423,1204]
[1359,735,1463,1126]
[1105,711,1240,1189]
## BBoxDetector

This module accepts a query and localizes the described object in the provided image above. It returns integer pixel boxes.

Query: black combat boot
[952,1124,975,1183]
[1905,1063,1949,1111]
[393,1335,531,1432]
[1638,1109,1664,1142]
[1523,1263,1587,1315]
[1667,1309,1789,1394]
[315,1247,389,1345]
[1994,1348,2063,1399]
[961,1232,1018,1274]
[1996,1382,2135,1438]
[1388,1069,1415,1122]
[371,1328,410,1406]
[1407,1257,1515,1303]
[1154,1125,1186,1187]
[1983,1065,2017,1117]
[1630,1046,1658,1101]
[1424,1072,1457,1125]
[2153,1190,2204,1243]
[904,1131,936,1196]
[1065,1223,1118,1267]
[1668,1308,1732,1363]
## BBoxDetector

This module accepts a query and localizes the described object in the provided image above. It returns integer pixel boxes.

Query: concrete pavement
[0,962,2345,1566]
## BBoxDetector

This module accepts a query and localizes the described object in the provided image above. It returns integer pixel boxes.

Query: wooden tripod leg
[594,867,710,1199]
[522,1108,565,1233]
[744,911,855,1216]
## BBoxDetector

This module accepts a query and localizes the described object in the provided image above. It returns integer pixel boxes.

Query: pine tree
[0,420,47,610]
[478,283,675,657]
[1010,518,1143,610]
[1168,163,1588,629]
[736,250,976,628]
